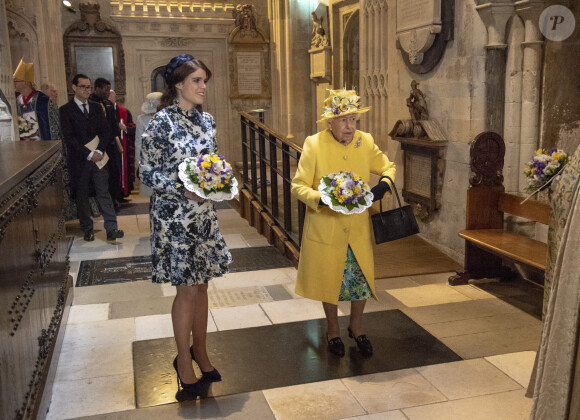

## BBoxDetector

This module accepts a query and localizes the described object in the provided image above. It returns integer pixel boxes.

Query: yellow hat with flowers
[317,88,371,123]
[13,58,35,84]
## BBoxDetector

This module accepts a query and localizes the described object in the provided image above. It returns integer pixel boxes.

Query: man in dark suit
[90,77,123,210]
[60,74,124,242]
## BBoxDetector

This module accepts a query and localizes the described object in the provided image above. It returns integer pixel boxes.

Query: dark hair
[72,74,90,86]
[159,58,212,113]
[94,78,111,89]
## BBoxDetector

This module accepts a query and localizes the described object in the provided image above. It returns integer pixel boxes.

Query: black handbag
[371,175,419,243]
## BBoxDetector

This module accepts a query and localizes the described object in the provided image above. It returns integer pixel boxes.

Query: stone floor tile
[46,374,135,420]
[342,369,447,413]
[388,284,473,307]
[401,298,519,326]
[416,359,522,400]
[212,267,296,290]
[73,282,163,305]
[263,380,366,420]
[109,295,174,319]
[68,391,276,420]
[260,298,337,324]
[408,272,457,285]
[223,233,250,249]
[422,311,541,338]
[61,318,136,351]
[54,342,133,382]
[485,351,537,387]
[135,313,174,341]
[345,411,408,420]
[451,284,496,300]
[67,303,110,324]
[439,325,542,359]
[211,304,272,330]
[402,389,532,420]
[208,286,274,308]
[264,284,293,301]
[375,276,419,290]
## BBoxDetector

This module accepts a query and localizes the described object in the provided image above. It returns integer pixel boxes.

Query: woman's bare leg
[190,283,214,372]
[172,285,198,384]
[348,299,367,337]
[322,302,340,339]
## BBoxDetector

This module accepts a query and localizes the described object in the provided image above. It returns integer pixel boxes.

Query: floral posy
[524,148,569,192]
[319,171,373,215]
[178,153,238,201]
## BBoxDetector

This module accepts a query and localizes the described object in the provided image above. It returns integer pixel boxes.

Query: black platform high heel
[173,356,202,398]
[190,346,222,382]
[348,327,373,356]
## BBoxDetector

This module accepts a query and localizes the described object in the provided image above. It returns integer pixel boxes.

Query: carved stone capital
[475,2,515,47]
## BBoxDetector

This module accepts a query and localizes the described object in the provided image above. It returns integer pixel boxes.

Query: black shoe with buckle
[327,336,345,357]
[83,229,94,241]
[348,327,373,356]
[106,229,124,241]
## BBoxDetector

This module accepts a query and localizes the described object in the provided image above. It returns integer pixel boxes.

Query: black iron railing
[240,110,305,246]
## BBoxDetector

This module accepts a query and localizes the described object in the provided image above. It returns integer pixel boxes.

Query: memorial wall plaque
[75,46,116,90]
[406,152,431,197]
[236,52,263,95]
[395,0,454,74]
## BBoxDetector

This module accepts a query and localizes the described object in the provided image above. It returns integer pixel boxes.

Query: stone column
[360,0,389,150]
[268,0,314,144]
[475,2,514,135]
[0,0,16,140]
[515,0,545,192]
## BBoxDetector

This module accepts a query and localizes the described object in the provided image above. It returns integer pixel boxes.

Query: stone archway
[7,11,39,80]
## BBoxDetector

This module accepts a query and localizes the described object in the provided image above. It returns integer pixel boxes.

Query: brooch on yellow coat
[354,136,362,148]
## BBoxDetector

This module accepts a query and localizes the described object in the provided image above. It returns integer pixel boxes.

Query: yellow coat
[291,129,396,304]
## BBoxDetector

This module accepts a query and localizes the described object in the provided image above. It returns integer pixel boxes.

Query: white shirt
[73,97,103,160]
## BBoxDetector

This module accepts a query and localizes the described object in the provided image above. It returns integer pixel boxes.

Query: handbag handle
[377,175,405,220]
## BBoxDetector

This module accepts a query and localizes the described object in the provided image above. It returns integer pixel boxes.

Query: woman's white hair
[141,92,162,114]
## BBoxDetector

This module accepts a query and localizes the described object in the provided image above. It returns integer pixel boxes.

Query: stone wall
[381,0,487,262]
[541,1,580,155]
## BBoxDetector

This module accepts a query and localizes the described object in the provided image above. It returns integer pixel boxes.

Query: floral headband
[317,88,371,123]
[164,54,195,83]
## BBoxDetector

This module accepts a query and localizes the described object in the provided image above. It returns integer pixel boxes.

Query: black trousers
[76,160,118,232]
[107,144,123,202]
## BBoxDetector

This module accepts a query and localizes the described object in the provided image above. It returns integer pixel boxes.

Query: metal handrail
[240,111,305,246]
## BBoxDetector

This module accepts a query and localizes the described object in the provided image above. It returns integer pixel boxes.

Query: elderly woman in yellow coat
[291,89,396,357]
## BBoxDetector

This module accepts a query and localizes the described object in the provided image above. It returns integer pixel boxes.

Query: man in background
[60,74,124,242]
[41,82,58,103]
[90,77,123,210]
[13,58,60,140]
[109,89,136,200]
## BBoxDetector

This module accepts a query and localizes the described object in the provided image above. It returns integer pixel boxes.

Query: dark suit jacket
[60,99,111,183]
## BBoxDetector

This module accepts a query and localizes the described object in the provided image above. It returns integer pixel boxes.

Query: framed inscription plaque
[396,0,454,74]
[75,46,115,90]
[236,52,263,95]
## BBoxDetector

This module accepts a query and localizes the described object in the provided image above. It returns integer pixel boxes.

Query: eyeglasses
[77,85,91,90]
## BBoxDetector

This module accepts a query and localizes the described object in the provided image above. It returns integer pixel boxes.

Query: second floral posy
[178,153,238,201]
[318,171,373,215]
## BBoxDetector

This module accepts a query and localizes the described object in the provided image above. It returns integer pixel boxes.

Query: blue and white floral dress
[139,105,232,286]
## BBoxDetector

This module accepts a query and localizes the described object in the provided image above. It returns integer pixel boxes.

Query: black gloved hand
[371,181,391,202]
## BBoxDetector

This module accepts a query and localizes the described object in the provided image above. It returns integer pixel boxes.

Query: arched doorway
[151,66,166,93]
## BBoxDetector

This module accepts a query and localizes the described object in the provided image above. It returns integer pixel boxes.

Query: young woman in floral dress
[140,54,231,399]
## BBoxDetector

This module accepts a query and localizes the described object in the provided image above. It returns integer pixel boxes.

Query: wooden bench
[448,132,551,285]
